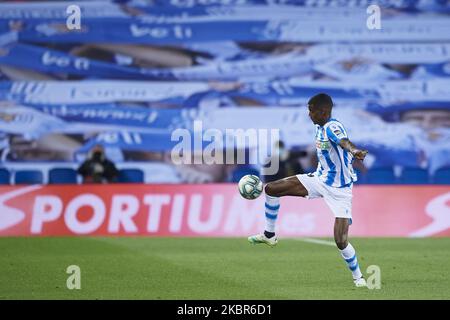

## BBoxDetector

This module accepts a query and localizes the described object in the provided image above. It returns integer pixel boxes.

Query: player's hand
[352,149,368,161]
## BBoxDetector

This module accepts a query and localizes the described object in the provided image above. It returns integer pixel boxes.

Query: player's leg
[248,176,308,246]
[264,176,309,198]
[263,177,308,238]
[334,218,366,287]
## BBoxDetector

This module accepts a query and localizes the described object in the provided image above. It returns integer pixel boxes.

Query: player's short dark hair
[308,93,333,109]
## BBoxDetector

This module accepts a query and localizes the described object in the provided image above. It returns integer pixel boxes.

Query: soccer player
[248,93,368,287]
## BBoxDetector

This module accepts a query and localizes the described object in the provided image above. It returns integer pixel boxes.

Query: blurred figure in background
[70,44,197,68]
[398,106,450,173]
[373,102,450,171]
[262,140,306,183]
[77,145,119,183]
[400,108,450,130]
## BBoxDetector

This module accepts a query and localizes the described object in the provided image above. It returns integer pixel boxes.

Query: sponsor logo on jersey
[316,139,331,150]
[333,129,345,138]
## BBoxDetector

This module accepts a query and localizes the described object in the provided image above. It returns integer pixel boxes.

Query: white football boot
[248,233,278,247]
[354,277,367,288]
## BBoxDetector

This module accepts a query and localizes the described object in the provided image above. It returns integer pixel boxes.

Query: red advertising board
[0,184,449,237]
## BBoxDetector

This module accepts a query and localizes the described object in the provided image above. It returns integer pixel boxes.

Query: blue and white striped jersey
[315,118,357,188]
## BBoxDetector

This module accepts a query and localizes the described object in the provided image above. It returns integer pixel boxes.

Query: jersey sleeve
[326,122,348,144]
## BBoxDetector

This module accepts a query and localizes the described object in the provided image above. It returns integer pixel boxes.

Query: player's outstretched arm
[339,138,368,161]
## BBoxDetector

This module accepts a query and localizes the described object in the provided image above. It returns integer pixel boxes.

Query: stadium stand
[15,170,44,185]
[433,167,450,184]
[366,167,397,184]
[399,168,430,185]
[48,168,78,184]
[230,165,260,183]
[118,169,145,183]
[0,168,10,184]
[354,169,367,185]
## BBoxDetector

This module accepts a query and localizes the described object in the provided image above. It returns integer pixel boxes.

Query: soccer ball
[238,174,263,200]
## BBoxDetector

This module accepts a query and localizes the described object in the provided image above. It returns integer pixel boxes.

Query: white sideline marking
[294,238,336,247]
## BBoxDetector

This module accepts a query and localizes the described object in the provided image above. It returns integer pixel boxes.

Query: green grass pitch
[1,237,449,299]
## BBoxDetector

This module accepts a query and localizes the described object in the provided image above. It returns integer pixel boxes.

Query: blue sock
[340,243,363,280]
[264,195,280,236]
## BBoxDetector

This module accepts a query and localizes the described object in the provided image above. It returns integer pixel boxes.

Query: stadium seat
[0,168,11,184]
[400,167,430,184]
[118,169,144,183]
[230,166,260,183]
[366,167,396,184]
[433,167,450,184]
[15,170,44,184]
[354,169,367,184]
[49,168,78,184]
